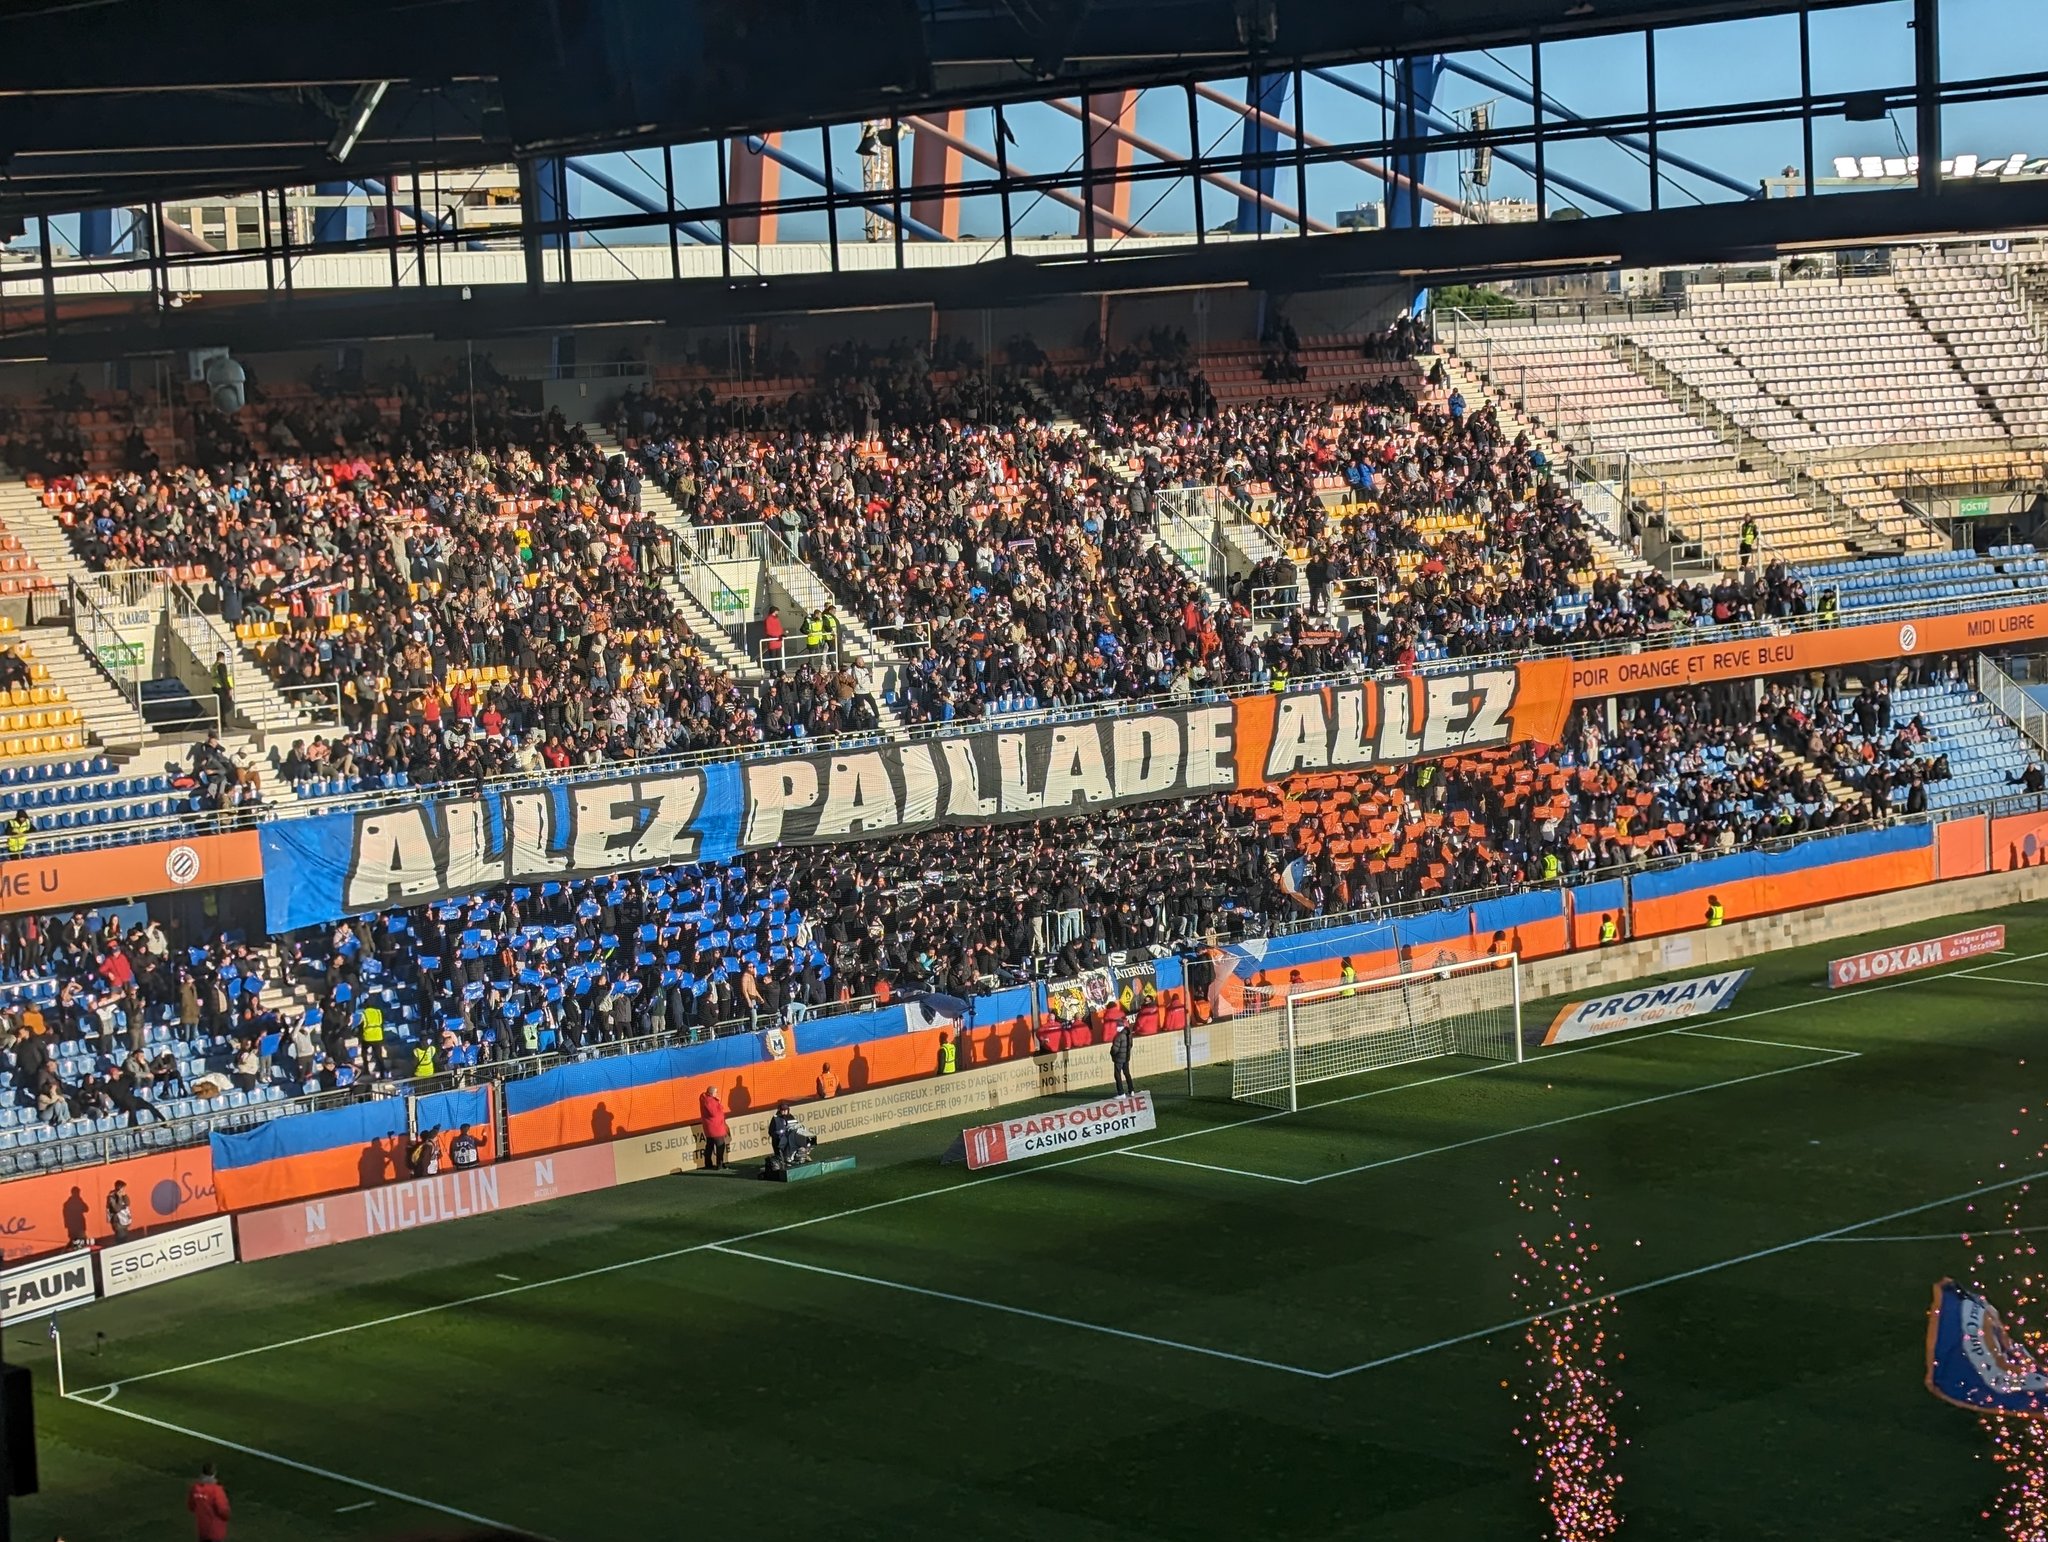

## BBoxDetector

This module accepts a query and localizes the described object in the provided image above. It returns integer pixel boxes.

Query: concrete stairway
[756,551,911,734]
[0,475,90,592]
[19,623,153,751]
[586,434,763,685]
[1607,339,1906,557]
[165,605,318,740]
[591,434,909,734]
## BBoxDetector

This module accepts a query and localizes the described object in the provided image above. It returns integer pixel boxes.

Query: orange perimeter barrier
[212,1122,500,1214]
[0,1147,217,1259]
[1631,846,1937,938]
[0,830,261,915]
[506,1027,947,1155]
[1938,817,1991,880]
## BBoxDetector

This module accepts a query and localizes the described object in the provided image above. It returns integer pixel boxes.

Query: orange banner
[505,1028,947,1156]
[1567,605,2048,700]
[0,830,262,915]
[211,1122,501,1214]
[0,1147,217,1261]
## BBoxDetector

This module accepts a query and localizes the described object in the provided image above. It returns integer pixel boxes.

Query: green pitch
[22,905,2048,1541]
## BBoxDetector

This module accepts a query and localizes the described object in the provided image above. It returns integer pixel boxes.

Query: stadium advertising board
[960,1091,1158,1169]
[0,830,261,916]
[1567,604,2048,699]
[1542,969,1753,1045]
[235,1147,615,1261]
[1827,925,2006,988]
[0,1253,98,1318]
[98,1215,235,1298]
[260,667,1574,930]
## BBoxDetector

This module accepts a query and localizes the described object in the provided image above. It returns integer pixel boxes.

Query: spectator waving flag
[1926,1279,2048,1415]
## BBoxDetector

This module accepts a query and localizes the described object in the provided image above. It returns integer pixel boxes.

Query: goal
[1230,955,1524,1111]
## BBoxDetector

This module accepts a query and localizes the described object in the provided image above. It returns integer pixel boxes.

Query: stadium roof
[0,0,1871,221]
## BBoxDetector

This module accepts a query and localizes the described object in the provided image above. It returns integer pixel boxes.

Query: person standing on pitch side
[1110,1010,1136,1098]
[700,1085,730,1171]
[188,1461,231,1541]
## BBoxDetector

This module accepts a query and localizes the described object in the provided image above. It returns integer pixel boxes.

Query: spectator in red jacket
[187,1462,231,1542]
[699,1086,730,1172]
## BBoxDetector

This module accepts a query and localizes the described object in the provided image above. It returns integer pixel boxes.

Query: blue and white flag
[1927,1278,2048,1415]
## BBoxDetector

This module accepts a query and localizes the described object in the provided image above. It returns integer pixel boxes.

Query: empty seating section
[1446,323,1724,461]
[0,755,199,840]
[1628,465,1839,565]
[1796,547,2048,614]
[1895,251,2048,437]
[1624,313,1822,453]
[1814,449,2048,542]
[1681,280,1996,446]
[0,636,86,760]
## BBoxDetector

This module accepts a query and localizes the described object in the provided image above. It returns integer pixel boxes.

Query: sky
[536,0,2048,256]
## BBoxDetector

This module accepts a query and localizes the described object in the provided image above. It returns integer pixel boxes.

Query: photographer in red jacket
[187,1461,231,1541]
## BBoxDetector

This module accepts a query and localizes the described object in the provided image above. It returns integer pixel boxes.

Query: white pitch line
[1675,1029,1864,1056]
[70,944,2048,1400]
[336,1500,377,1514]
[1954,976,2048,988]
[1123,1052,1857,1188]
[1320,1161,2048,1379]
[61,1395,546,1537]
[707,1244,1326,1378]
[1296,1052,1857,1186]
[1119,1150,1308,1184]
[1820,1222,2048,1245]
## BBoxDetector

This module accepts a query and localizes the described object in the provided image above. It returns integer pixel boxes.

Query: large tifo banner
[261,666,1573,930]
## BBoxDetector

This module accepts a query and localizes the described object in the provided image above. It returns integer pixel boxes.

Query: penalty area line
[1321,1161,2048,1381]
[708,1244,1327,1379]
[60,1391,547,1537]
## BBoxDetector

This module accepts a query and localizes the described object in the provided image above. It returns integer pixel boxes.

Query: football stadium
[0,0,2044,1536]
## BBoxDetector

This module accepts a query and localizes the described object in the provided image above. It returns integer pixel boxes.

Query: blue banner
[1926,1278,2048,1415]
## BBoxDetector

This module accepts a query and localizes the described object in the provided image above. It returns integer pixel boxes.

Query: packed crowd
[22,333,1834,792]
[0,908,312,1130]
[1758,663,1957,819]
[0,660,1975,1110]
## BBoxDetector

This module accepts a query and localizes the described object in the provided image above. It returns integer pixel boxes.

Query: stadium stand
[1436,250,2048,567]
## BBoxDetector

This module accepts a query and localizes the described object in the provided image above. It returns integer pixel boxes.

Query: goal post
[1230,955,1524,1111]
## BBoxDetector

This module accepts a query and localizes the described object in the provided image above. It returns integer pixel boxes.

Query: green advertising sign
[1957,495,1993,520]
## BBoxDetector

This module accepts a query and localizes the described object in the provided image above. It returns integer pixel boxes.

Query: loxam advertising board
[1826,925,2006,988]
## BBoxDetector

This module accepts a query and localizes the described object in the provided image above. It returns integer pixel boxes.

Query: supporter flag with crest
[1926,1278,2048,1415]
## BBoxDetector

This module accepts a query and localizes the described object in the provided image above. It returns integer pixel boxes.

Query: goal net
[1230,956,1524,1111]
